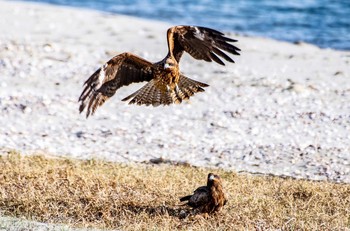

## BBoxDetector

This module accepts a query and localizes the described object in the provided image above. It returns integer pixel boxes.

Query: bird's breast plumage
[153,63,180,92]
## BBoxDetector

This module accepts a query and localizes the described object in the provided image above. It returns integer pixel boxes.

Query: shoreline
[15,0,350,51]
[1,0,350,183]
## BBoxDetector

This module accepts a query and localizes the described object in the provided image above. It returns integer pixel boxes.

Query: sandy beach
[1,1,350,183]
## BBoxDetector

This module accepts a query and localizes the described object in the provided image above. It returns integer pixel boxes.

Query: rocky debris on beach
[1,1,349,183]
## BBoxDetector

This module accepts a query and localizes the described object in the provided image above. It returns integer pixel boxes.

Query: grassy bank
[0,150,349,230]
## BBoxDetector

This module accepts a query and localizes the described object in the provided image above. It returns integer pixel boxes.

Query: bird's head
[208,173,215,181]
[207,173,221,186]
[164,58,176,71]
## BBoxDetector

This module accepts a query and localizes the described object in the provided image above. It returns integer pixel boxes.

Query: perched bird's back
[180,173,227,214]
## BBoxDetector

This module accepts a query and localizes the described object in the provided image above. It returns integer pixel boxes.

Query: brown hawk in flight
[79,25,240,117]
[180,173,227,214]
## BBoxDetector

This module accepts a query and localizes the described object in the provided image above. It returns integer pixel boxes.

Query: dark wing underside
[168,25,240,65]
[78,52,154,117]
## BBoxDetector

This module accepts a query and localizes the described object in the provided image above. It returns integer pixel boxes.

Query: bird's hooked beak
[164,58,176,70]
[164,63,171,69]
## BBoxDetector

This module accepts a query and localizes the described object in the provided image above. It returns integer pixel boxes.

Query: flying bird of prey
[79,25,240,117]
[180,173,227,214]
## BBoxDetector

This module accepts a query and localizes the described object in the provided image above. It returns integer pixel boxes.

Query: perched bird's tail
[122,75,208,106]
[179,195,192,202]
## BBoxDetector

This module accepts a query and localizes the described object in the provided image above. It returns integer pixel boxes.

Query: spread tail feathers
[122,75,208,106]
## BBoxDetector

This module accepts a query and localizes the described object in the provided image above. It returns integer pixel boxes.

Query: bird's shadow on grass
[119,204,186,218]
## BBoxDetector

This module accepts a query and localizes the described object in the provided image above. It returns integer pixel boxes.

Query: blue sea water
[22,0,350,50]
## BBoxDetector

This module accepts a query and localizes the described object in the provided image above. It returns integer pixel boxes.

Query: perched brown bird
[180,173,227,214]
[79,25,240,117]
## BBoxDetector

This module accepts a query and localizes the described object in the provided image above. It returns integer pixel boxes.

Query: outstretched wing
[78,52,154,117]
[167,25,240,65]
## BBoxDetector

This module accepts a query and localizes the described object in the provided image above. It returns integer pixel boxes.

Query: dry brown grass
[0,150,349,230]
